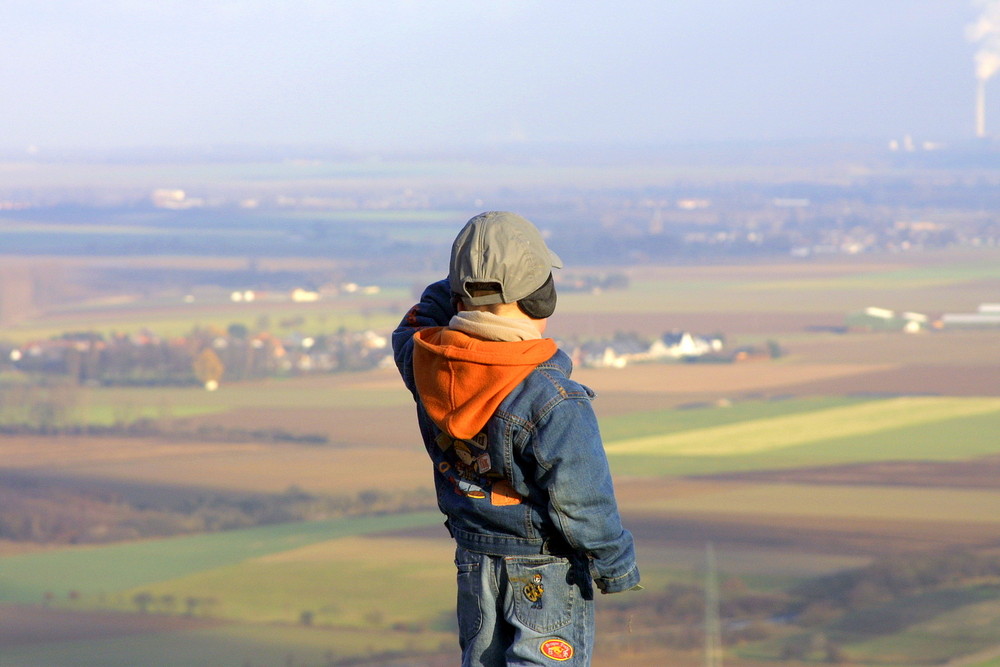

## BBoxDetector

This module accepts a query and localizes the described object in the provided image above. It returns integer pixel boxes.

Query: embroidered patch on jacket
[540,639,573,661]
[435,432,453,451]
[453,441,475,465]
[490,479,522,506]
[456,478,486,499]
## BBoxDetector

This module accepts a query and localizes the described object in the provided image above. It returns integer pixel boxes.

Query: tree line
[2,324,391,388]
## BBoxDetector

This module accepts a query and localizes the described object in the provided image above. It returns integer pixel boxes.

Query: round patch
[540,639,574,661]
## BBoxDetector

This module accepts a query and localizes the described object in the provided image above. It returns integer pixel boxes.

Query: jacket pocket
[505,556,574,634]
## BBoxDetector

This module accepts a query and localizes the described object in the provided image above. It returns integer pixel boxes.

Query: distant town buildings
[941,303,1000,328]
[846,303,1000,331]
[1,283,394,387]
[4,153,1000,264]
[151,189,204,209]
[567,330,728,369]
[847,307,929,333]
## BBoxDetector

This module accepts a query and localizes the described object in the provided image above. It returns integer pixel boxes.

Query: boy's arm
[391,278,455,394]
[532,397,641,594]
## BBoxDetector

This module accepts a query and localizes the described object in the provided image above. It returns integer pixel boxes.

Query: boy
[392,211,639,666]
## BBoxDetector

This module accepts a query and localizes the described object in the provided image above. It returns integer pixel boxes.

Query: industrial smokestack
[967,0,1000,137]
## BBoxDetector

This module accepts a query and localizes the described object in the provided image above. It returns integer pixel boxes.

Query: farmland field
[0,513,443,604]
[4,248,1000,665]
[630,483,1000,525]
[606,397,1000,456]
[0,616,456,667]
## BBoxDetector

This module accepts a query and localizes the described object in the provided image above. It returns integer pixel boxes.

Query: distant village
[133,184,1000,260]
[1,321,391,389]
[5,154,1000,270]
[1,324,781,389]
[3,268,998,387]
[0,311,767,394]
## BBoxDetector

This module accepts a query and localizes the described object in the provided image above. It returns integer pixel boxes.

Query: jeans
[455,546,595,666]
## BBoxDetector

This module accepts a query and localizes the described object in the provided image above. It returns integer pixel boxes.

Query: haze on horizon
[0,1,995,154]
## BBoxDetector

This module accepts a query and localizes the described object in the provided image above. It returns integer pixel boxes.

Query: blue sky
[0,1,992,152]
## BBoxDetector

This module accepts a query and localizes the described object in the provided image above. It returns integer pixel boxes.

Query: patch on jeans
[523,573,544,608]
[540,639,573,661]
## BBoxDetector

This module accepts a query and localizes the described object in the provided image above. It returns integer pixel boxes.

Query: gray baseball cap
[449,211,563,308]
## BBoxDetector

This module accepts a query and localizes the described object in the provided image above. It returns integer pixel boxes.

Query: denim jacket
[393,280,640,594]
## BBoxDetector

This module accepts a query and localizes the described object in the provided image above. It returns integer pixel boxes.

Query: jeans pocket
[506,556,574,634]
[456,549,483,641]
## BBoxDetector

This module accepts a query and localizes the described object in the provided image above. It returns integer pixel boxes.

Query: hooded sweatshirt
[412,325,557,440]
[393,279,640,592]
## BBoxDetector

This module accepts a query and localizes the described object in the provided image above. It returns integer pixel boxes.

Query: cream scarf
[449,311,542,342]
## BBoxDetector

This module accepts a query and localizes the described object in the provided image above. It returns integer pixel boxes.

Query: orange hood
[413,327,557,439]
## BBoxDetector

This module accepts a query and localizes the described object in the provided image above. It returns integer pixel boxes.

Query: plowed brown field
[0,605,216,645]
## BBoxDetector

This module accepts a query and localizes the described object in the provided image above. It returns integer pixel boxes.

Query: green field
[0,514,451,666]
[841,592,1000,664]
[116,535,456,628]
[607,397,1000,456]
[0,512,441,605]
[599,396,872,441]
[603,396,1000,476]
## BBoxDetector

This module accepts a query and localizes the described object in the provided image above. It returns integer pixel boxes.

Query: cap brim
[549,249,563,269]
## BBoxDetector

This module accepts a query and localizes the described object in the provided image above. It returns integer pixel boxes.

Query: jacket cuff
[595,564,641,594]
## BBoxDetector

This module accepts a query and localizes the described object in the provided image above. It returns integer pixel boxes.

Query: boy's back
[392,212,639,666]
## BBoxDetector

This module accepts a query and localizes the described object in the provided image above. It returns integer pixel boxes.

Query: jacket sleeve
[531,396,641,594]
[391,279,455,395]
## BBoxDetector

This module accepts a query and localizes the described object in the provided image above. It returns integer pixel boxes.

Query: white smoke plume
[968,0,1000,81]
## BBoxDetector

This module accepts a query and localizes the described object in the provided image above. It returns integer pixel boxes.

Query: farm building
[941,303,1000,328]
[846,307,927,333]
[651,331,723,359]
[571,330,724,368]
